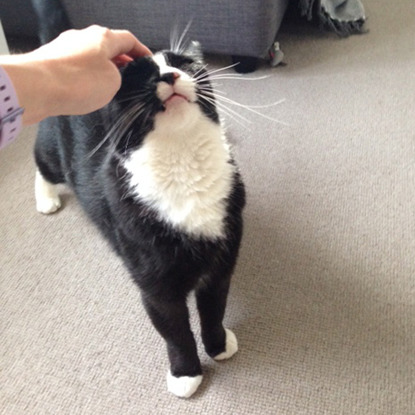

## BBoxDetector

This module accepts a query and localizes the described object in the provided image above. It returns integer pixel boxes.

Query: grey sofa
[1,0,289,71]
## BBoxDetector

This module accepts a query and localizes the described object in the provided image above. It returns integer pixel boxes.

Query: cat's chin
[157,99,199,129]
[162,96,192,116]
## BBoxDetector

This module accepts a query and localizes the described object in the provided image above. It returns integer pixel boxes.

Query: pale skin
[0,25,152,125]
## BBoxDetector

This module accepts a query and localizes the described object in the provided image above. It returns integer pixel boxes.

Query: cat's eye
[164,52,194,69]
[123,57,160,83]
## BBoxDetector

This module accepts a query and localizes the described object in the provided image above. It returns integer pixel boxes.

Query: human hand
[0,25,152,124]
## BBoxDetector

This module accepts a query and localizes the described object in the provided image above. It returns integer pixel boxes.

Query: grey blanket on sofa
[299,0,366,35]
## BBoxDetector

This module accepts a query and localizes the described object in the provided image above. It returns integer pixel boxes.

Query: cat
[32,1,245,399]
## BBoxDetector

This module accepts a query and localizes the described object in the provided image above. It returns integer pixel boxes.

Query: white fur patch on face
[124,113,234,239]
[152,54,197,105]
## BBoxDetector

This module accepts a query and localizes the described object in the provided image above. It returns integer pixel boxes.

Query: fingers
[106,28,152,60]
[112,54,134,68]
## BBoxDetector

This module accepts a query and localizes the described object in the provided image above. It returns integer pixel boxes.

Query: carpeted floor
[1,1,414,413]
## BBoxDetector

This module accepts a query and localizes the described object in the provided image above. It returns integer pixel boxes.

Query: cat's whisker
[111,105,148,147]
[193,63,240,81]
[195,66,270,84]
[193,64,209,80]
[204,74,270,82]
[170,20,193,54]
[116,93,150,103]
[210,82,224,90]
[198,93,251,124]
[177,20,193,54]
[198,88,287,125]
[170,26,179,53]
[198,93,252,129]
[198,86,228,97]
[217,97,287,125]
[199,97,250,130]
[199,84,227,96]
[121,130,135,156]
[116,90,154,104]
[202,87,286,110]
[87,102,147,158]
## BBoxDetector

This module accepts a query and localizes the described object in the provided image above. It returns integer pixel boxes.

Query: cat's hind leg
[35,170,62,214]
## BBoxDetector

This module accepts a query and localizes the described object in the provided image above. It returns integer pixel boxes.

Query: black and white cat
[33,19,245,398]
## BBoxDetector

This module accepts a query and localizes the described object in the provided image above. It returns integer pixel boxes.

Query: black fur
[31,0,71,44]
[33,0,245,387]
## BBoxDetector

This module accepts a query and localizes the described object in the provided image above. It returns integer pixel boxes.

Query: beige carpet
[1,1,414,413]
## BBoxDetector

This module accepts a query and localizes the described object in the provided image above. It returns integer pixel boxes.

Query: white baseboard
[0,20,10,55]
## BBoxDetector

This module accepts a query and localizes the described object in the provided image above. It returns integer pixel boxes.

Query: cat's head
[111,42,218,151]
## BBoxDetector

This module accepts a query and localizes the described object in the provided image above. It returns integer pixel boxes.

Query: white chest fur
[123,115,234,239]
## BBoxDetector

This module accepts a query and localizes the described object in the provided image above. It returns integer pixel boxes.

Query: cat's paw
[36,195,62,214]
[213,329,238,361]
[35,170,62,214]
[166,371,203,398]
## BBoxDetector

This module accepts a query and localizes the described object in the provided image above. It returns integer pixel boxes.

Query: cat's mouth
[163,93,190,105]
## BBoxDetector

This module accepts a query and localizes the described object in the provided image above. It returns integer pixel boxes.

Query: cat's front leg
[141,295,202,398]
[35,170,62,214]
[196,272,238,361]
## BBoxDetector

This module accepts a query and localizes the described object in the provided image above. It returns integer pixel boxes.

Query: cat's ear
[185,41,204,64]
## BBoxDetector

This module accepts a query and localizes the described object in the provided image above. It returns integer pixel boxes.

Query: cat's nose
[160,72,180,85]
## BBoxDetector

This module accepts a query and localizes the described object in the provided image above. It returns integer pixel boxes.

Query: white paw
[166,372,203,398]
[35,170,62,214]
[213,329,238,361]
[36,196,62,214]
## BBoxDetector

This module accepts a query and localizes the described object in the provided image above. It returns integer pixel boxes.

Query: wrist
[0,66,24,149]
[0,53,61,125]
